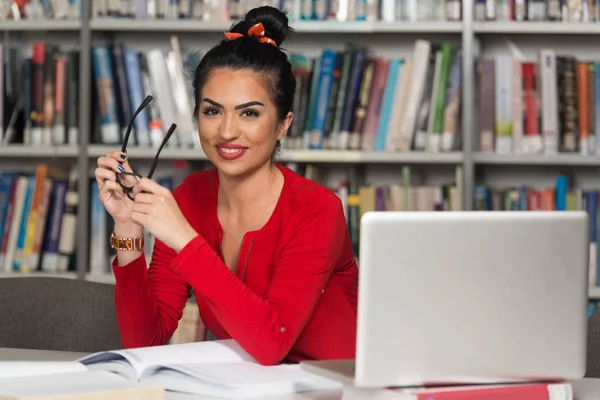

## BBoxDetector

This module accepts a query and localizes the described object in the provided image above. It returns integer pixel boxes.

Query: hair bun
[231,6,292,47]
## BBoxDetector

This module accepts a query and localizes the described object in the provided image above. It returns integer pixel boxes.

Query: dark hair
[193,6,296,158]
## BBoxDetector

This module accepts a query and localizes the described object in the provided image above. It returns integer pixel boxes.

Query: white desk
[0,347,343,400]
[6,348,600,400]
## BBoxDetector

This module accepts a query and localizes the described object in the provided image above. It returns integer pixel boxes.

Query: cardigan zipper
[241,239,254,282]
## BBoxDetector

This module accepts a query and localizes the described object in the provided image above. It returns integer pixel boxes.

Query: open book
[0,340,342,399]
[0,370,164,400]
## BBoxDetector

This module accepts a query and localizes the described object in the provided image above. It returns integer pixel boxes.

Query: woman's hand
[130,178,198,252]
[94,151,135,225]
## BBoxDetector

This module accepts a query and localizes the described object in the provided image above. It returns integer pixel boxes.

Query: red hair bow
[224,22,277,47]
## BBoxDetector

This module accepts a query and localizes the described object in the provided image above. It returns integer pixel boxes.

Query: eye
[202,107,220,116]
[241,108,260,118]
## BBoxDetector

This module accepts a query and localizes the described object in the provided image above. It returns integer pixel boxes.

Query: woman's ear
[277,111,294,141]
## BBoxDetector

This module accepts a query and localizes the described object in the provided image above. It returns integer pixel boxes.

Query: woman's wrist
[112,223,144,267]
[114,222,143,238]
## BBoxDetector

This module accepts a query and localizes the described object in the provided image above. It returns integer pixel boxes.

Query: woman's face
[197,68,292,178]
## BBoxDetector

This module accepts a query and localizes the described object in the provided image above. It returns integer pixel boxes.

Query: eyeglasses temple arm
[121,95,154,153]
[147,123,177,180]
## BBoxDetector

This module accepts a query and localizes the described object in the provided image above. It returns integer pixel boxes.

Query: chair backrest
[587,309,600,377]
[0,277,122,353]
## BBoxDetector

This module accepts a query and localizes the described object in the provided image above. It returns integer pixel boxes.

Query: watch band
[110,231,145,251]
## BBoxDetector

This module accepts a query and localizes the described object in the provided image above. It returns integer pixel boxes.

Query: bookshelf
[2,0,600,302]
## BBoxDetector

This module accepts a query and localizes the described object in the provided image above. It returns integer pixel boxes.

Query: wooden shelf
[90,19,462,33]
[0,145,79,158]
[474,21,600,34]
[0,20,81,31]
[88,145,463,164]
[474,152,600,166]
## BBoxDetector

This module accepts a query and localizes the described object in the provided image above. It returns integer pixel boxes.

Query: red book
[343,381,573,400]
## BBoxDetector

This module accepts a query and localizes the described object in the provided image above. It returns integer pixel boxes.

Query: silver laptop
[302,211,590,388]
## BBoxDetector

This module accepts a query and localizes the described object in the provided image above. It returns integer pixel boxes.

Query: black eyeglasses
[116,95,178,201]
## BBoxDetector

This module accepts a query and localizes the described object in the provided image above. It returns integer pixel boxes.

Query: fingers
[94,167,116,186]
[132,177,170,197]
[131,192,154,204]
[97,151,133,174]
[132,201,152,214]
[131,210,147,226]
[98,179,125,200]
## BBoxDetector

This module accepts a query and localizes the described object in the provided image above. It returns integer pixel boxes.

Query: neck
[218,162,282,213]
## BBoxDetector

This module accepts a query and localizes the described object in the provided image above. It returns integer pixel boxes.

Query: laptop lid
[353,211,589,388]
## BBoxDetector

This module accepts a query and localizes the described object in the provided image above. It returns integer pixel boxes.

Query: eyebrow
[201,98,264,110]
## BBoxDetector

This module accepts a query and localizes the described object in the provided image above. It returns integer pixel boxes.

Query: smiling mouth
[217,147,247,153]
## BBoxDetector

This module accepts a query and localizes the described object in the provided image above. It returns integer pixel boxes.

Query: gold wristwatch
[110,231,145,251]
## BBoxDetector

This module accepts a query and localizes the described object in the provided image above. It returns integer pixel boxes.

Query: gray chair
[587,309,600,377]
[0,277,122,353]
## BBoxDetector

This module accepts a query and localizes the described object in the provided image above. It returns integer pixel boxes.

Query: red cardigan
[112,163,359,365]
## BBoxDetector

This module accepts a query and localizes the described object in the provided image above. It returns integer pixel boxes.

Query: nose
[218,112,241,141]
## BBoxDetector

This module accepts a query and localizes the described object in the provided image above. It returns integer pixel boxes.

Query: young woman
[94,5,358,365]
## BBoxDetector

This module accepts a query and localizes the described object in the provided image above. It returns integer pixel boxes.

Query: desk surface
[5,348,600,400]
[0,347,87,362]
[0,347,343,400]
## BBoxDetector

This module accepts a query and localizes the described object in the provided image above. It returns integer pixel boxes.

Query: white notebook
[0,340,341,399]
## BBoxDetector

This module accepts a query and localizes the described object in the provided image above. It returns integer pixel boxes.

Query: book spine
[374,58,400,151]
[41,180,68,272]
[22,58,32,145]
[67,50,80,146]
[309,48,337,149]
[349,58,375,150]
[29,179,52,271]
[578,61,590,154]
[331,46,354,149]
[124,49,151,147]
[478,59,495,152]
[92,46,121,144]
[53,54,66,145]
[13,178,34,271]
[494,55,513,154]
[361,58,389,151]
[339,49,365,150]
[111,43,132,143]
[31,43,45,146]
[41,46,56,146]
[323,51,343,149]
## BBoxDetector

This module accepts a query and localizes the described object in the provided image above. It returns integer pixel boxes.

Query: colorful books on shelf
[0,41,79,147]
[475,0,596,23]
[287,39,462,153]
[91,0,461,23]
[89,35,462,156]
[0,165,78,275]
[477,48,600,156]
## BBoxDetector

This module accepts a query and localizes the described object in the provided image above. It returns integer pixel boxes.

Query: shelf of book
[88,145,464,164]
[279,150,464,163]
[473,21,600,35]
[89,19,462,33]
[0,145,78,158]
[0,20,81,31]
[473,153,600,166]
